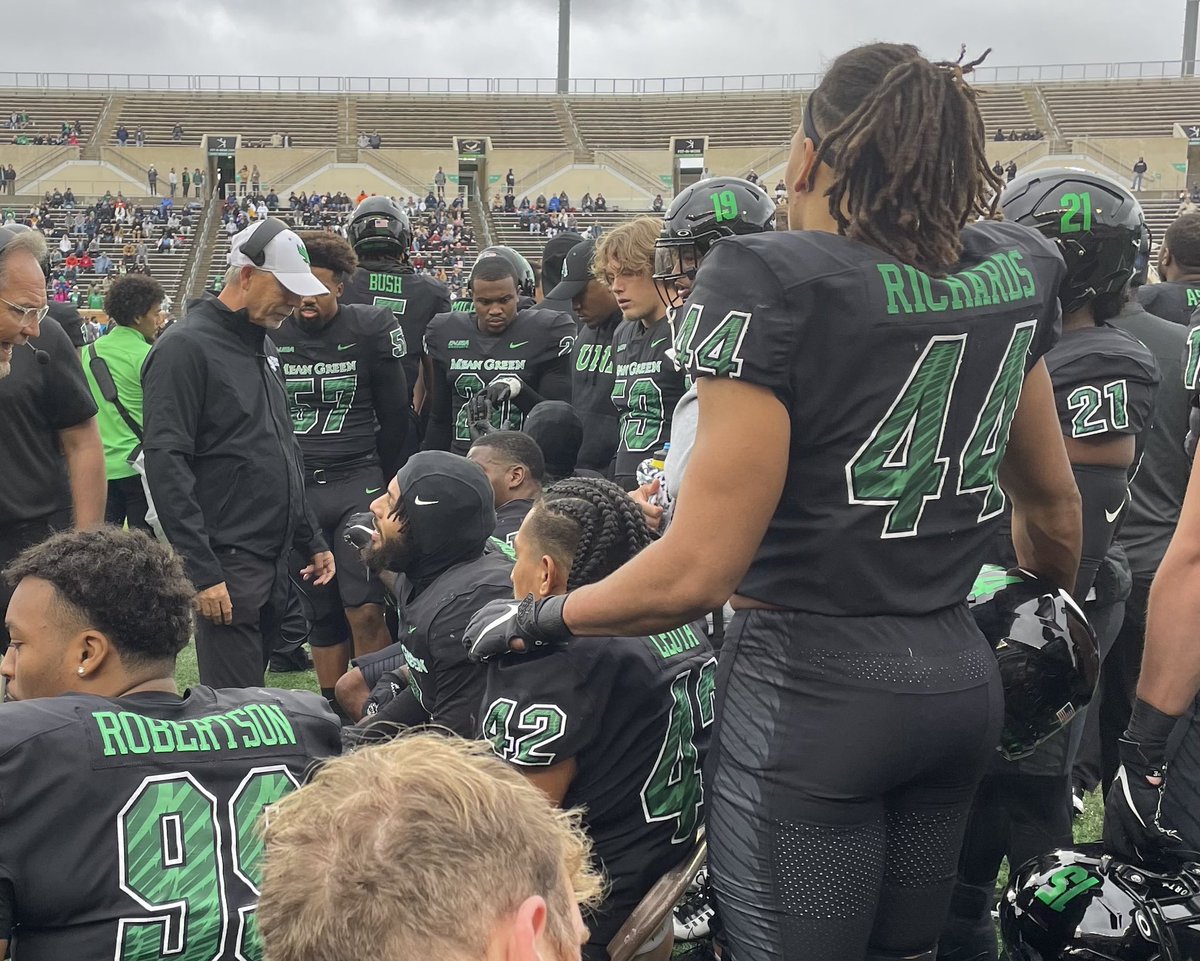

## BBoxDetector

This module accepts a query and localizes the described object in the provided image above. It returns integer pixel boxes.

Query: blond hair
[258,733,603,961]
[592,216,661,281]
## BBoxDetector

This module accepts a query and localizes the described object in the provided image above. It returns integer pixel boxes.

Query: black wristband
[1126,697,1181,752]
[518,593,571,648]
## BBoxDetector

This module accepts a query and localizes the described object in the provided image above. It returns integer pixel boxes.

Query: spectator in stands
[181,168,190,199]
[238,164,249,197]
[652,194,664,213]
[536,193,548,211]
[506,168,516,192]
[559,190,570,209]
[168,167,177,198]
[93,251,112,276]
[992,160,1004,178]
[369,131,382,149]
[63,188,75,209]
[994,127,1005,141]
[1133,157,1148,191]
[356,132,368,148]
[580,192,592,212]
[192,167,203,200]
[1005,160,1018,183]
[172,123,183,142]
[434,165,447,200]
[594,193,607,212]
[258,735,596,961]
[774,180,786,202]
[548,194,561,213]
[147,165,157,196]
[251,165,260,193]
[134,126,145,147]
[746,169,759,184]
[116,125,128,146]
[3,165,13,196]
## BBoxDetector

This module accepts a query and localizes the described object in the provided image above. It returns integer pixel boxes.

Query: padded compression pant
[706,607,1003,961]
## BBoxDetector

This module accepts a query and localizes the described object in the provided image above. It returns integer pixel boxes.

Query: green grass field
[173,640,321,694]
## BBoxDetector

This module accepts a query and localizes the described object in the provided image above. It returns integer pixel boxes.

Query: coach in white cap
[141,219,335,688]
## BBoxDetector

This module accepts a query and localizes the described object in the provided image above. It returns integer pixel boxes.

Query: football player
[469,477,713,961]
[598,218,687,490]
[424,253,575,455]
[549,238,625,474]
[646,176,777,522]
[333,451,513,735]
[273,231,407,709]
[940,170,1160,961]
[467,430,546,545]
[340,196,450,436]
[0,527,340,960]
[450,246,539,312]
[465,42,1082,961]
[1103,238,1200,866]
[1136,211,1200,324]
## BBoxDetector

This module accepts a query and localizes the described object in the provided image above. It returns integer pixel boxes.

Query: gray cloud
[5,0,1191,81]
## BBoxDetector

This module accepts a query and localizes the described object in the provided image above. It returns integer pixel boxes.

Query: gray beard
[0,360,10,379]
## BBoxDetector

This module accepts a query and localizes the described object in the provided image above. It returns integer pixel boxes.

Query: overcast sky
[4,0,1193,80]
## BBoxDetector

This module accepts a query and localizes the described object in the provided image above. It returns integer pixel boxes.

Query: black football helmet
[654,177,777,308]
[471,245,536,299]
[1001,844,1200,961]
[1000,167,1144,313]
[967,566,1099,760]
[347,196,412,260]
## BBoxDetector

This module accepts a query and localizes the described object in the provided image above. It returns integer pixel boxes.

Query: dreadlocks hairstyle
[527,477,653,590]
[805,42,1004,276]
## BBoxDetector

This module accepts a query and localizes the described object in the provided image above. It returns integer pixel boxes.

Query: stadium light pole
[557,0,571,94]
[1185,0,1199,76]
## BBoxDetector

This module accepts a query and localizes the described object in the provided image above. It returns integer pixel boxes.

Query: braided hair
[525,477,653,590]
[807,42,1003,276]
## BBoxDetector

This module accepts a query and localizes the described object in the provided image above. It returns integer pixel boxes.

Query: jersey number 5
[847,321,1037,537]
[116,767,298,961]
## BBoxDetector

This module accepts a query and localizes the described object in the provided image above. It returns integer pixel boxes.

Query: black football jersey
[341,266,450,404]
[493,498,533,545]
[425,307,576,455]
[1136,280,1200,326]
[610,315,686,489]
[679,222,1065,614]
[392,549,515,736]
[1047,324,1158,445]
[480,620,714,952]
[572,311,624,473]
[0,686,340,961]
[272,304,406,471]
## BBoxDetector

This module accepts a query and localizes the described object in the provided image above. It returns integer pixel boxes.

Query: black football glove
[467,390,495,440]
[343,512,375,551]
[464,594,571,662]
[1104,698,1197,867]
[485,375,523,406]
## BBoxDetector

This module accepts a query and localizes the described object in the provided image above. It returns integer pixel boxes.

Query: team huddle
[6,37,1200,961]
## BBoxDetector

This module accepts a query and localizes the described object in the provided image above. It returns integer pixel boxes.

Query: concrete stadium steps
[567,92,797,150]
[355,95,569,150]
[975,85,1039,135]
[490,209,661,263]
[0,90,107,145]
[1040,78,1200,138]
[110,92,341,149]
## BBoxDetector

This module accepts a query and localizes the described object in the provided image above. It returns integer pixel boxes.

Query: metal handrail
[1,61,1197,94]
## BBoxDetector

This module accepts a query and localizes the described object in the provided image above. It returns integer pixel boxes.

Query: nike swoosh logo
[1105,503,1125,524]
[407,626,418,633]
[414,495,439,506]
[478,603,520,640]
[651,338,667,349]
[509,340,529,349]
[365,487,382,495]
[337,343,357,351]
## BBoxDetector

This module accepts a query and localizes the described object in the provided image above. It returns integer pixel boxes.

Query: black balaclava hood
[523,401,583,482]
[397,451,497,581]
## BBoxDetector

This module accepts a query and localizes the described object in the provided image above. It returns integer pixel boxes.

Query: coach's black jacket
[141,292,326,590]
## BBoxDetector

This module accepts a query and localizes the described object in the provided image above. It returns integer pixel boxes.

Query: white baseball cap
[227,218,327,297]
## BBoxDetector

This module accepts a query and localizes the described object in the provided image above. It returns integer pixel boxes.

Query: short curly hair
[297,230,358,281]
[103,274,165,326]
[3,527,195,667]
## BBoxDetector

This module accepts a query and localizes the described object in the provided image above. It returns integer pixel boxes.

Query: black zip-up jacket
[141,293,326,590]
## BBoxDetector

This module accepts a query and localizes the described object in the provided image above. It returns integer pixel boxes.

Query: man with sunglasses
[0,224,105,653]
[142,218,335,688]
